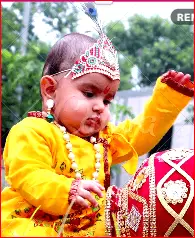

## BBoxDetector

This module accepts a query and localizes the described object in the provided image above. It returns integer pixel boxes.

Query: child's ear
[40,76,57,100]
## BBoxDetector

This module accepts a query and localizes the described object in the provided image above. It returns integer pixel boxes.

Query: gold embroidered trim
[157,153,194,236]
[132,166,149,192]
[161,148,193,161]
[149,154,157,236]
[105,186,113,236]
[105,186,149,237]
[126,205,142,232]
[117,188,123,235]
[161,180,188,205]
[128,190,149,237]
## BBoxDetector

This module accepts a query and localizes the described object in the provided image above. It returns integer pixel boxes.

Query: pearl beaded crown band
[50,3,120,81]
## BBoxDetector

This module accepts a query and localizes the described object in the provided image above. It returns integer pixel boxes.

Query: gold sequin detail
[148,153,157,236]
[126,205,142,232]
[157,151,194,236]
[161,180,188,205]
[161,148,193,161]
[105,186,113,236]
[128,189,149,237]
[132,166,149,191]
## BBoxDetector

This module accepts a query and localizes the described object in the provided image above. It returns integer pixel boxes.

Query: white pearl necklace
[54,122,102,181]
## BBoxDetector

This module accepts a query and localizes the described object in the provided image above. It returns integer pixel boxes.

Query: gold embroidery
[126,205,142,232]
[105,186,113,236]
[161,180,188,205]
[112,213,121,237]
[132,166,149,191]
[128,190,149,237]
[157,152,194,236]
[148,153,157,237]
[106,149,194,237]
[120,186,129,236]
[161,148,193,161]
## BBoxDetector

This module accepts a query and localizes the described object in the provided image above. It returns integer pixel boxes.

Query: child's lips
[86,117,101,128]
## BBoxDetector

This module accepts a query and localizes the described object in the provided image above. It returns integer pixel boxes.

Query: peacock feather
[78,2,104,35]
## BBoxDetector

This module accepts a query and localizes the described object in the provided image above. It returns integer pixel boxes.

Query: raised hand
[162,70,193,89]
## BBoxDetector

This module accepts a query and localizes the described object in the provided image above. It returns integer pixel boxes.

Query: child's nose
[92,100,105,113]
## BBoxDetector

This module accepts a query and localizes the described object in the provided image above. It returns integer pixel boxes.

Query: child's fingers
[183,74,191,81]
[81,181,104,198]
[161,70,193,89]
[93,181,105,191]
[170,70,177,76]
[161,70,177,79]
[81,180,104,191]
[78,188,98,207]
[174,72,184,81]
[74,195,89,208]
[180,74,191,84]
[162,70,171,78]
[89,185,104,198]
[182,74,194,89]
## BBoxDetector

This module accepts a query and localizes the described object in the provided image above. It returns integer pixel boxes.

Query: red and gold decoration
[105,148,194,237]
[70,34,120,81]
[49,3,120,82]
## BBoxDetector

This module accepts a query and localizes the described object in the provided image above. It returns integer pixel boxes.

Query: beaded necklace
[28,111,110,190]
[53,121,102,180]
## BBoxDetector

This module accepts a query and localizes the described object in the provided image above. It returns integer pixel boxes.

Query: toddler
[1,31,194,237]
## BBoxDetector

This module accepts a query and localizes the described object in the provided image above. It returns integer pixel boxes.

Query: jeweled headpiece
[51,3,120,81]
[71,34,120,80]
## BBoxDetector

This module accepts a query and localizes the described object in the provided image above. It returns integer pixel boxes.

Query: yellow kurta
[1,77,192,237]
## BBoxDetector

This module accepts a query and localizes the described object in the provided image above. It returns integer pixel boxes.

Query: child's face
[53,73,120,137]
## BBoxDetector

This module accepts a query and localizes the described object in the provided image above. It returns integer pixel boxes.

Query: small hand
[73,180,104,208]
[162,70,193,88]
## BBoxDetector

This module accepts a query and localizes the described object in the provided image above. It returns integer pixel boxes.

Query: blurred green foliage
[110,102,134,122]
[106,15,194,86]
[2,3,78,146]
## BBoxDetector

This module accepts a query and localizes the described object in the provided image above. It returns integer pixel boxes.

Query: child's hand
[73,180,105,208]
[162,70,193,88]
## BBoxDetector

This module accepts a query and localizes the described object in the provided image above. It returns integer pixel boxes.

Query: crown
[70,34,120,81]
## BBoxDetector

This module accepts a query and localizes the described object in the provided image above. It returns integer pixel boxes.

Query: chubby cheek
[57,95,91,122]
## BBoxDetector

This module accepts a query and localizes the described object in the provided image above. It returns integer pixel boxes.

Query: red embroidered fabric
[28,111,44,118]
[105,148,194,237]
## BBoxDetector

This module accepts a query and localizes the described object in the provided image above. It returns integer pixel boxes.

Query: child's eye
[83,92,94,98]
[104,100,112,105]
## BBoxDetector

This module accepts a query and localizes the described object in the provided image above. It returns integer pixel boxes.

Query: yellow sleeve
[3,123,74,216]
[111,76,192,174]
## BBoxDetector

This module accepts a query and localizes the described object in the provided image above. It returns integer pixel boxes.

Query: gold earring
[46,99,55,123]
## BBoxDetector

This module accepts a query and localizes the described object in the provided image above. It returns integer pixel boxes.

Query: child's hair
[42,33,97,76]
